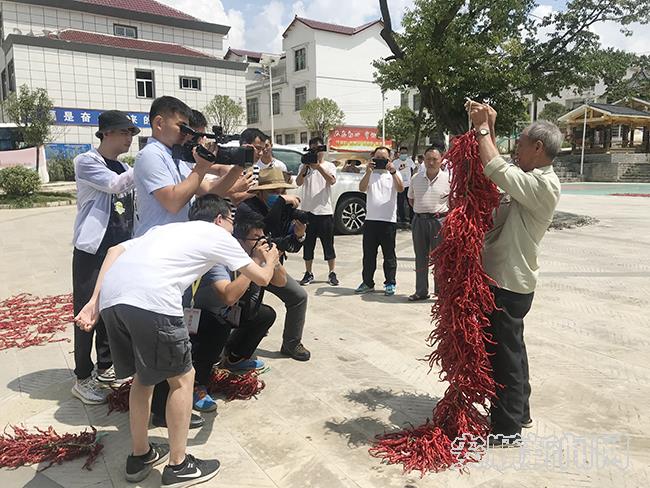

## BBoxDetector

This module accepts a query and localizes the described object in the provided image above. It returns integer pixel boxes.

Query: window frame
[272,92,281,115]
[294,85,307,112]
[179,76,201,91]
[284,133,296,145]
[114,24,138,38]
[294,47,306,72]
[135,69,155,99]
[247,97,259,124]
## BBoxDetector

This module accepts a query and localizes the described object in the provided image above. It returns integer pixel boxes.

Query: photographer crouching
[237,168,311,361]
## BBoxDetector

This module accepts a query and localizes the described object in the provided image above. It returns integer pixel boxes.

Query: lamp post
[579,92,594,176]
[381,91,386,145]
[259,54,280,142]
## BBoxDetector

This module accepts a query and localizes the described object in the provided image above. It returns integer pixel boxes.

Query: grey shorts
[101,304,192,386]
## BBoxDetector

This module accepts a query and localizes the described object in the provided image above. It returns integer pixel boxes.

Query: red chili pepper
[106,380,132,415]
[208,369,265,401]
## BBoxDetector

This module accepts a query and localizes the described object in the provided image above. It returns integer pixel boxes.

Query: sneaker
[488,433,522,448]
[162,454,220,488]
[408,293,430,302]
[354,283,374,294]
[222,357,268,374]
[299,272,314,286]
[280,343,311,361]
[152,412,205,430]
[384,284,396,296]
[522,418,533,429]
[71,376,109,405]
[193,385,217,413]
[96,365,116,383]
[327,272,339,286]
[126,443,170,482]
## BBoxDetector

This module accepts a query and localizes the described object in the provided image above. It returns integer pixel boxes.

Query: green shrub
[0,166,41,196]
[120,155,136,167]
[47,157,75,182]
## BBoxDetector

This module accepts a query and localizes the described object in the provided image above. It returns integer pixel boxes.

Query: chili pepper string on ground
[209,369,265,401]
[0,293,73,350]
[106,380,132,415]
[370,131,501,475]
[0,425,104,471]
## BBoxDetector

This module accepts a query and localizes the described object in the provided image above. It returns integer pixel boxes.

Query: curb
[0,199,76,209]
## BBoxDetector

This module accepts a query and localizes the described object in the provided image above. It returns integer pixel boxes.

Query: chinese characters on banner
[51,108,151,128]
[328,126,392,153]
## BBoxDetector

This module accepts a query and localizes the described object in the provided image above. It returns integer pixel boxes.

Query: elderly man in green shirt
[467,101,562,446]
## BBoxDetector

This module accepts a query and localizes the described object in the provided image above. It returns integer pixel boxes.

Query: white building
[0,0,248,156]
[240,16,400,146]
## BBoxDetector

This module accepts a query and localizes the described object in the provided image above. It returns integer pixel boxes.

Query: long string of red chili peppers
[0,425,104,471]
[209,369,265,401]
[106,380,132,415]
[370,130,501,474]
[0,293,73,350]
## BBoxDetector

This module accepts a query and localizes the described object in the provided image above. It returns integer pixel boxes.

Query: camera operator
[237,168,311,361]
[296,137,338,286]
[356,146,404,296]
[182,196,285,413]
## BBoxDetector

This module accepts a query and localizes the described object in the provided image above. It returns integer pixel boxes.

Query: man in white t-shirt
[355,146,404,296]
[74,196,280,487]
[394,146,415,225]
[295,137,338,286]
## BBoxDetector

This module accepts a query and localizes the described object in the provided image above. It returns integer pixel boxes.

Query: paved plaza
[0,193,649,488]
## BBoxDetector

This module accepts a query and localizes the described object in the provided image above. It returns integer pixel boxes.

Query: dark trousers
[397,189,413,223]
[362,220,397,287]
[411,214,445,296]
[72,248,112,380]
[485,286,534,435]
[266,275,308,350]
[303,213,336,262]
[152,304,276,413]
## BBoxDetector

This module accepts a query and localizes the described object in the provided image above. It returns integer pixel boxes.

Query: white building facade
[0,0,248,156]
[243,17,400,146]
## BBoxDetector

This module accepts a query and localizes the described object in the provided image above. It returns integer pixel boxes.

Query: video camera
[300,144,327,165]
[172,124,255,167]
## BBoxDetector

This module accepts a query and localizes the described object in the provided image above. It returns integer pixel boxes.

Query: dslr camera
[372,157,389,170]
[301,144,327,165]
[173,124,255,167]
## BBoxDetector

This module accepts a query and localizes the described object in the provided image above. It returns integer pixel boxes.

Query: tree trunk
[35,144,40,172]
[412,96,425,160]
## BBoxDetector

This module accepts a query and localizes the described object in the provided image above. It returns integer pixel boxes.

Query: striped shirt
[407,169,450,214]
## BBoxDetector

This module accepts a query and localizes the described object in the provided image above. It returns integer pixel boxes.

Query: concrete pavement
[0,194,648,487]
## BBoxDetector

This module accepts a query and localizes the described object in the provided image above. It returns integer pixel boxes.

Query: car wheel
[335,195,366,235]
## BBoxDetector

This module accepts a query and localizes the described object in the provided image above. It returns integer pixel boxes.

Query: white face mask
[399,154,408,161]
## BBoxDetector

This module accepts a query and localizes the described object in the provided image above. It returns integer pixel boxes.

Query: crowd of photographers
[70,94,450,486]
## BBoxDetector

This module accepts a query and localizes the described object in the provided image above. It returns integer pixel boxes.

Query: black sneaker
[327,272,339,286]
[152,412,205,430]
[299,272,314,286]
[521,418,533,429]
[162,454,220,488]
[280,343,311,361]
[125,443,170,482]
[488,433,522,448]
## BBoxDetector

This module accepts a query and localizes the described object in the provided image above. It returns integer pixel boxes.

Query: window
[1,70,6,101]
[413,93,421,112]
[284,133,296,144]
[294,47,306,71]
[400,91,409,107]
[275,134,283,144]
[135,69,155,98]
[179,76,201,90]
[7,60,15,93]
[114,24,137,38]
[300,131,308,144]
[273,149,303,175]
[295,86,306,111]
[272,92,280,115]
[247,98,259,124]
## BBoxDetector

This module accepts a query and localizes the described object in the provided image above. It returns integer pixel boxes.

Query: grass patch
[0,191,76,208]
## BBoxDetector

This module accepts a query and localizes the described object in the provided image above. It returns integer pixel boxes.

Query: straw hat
[250,167,296,191]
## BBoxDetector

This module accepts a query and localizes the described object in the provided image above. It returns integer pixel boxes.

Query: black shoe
[280,343,311,361]
[522,418,533,429]
[327,272,339,286]
[125,443,170,482]
[299,272,314,286]
[162,454,220,488]
[488,433,522,448]
[151,412,205,430]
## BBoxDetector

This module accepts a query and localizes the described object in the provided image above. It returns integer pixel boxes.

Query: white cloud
[591,21,650,54]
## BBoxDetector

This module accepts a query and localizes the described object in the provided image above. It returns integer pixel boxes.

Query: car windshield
[273,149,303,175]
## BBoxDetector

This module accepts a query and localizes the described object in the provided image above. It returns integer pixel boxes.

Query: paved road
[0,194,648,487]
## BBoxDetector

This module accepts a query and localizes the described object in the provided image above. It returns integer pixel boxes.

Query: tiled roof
[77,0,196,21]
[283,17,382,38]
[50,30,212,59]
[589,103,650,117]
[227,48,263,59]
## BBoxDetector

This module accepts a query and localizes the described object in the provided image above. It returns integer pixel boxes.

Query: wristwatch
[477,128,490,137]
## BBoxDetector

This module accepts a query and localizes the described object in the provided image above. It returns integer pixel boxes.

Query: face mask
[399,154,408,161]
[266,194,280,207]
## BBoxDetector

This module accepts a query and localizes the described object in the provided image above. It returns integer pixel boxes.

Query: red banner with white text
[328,126,391,153]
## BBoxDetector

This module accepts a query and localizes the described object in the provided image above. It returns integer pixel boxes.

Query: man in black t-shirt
[71,110,139,404]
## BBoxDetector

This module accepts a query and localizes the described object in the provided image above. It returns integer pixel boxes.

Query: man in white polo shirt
[407,145,450,301]
[355,146,404,296]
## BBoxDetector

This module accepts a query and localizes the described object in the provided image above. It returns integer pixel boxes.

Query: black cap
[95,110,141,138]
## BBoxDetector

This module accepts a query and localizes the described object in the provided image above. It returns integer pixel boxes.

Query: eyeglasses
[222,215,234,224]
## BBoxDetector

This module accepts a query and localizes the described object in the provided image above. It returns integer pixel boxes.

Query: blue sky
[158,0,648,55]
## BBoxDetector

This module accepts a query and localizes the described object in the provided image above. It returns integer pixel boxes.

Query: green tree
[3,84,54,170]
[299,98,345,140]
[538,102,569,125]
[203,95,244,134]
[604,54,650,102]
[378,106,417,147]
[375,0,650,135]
